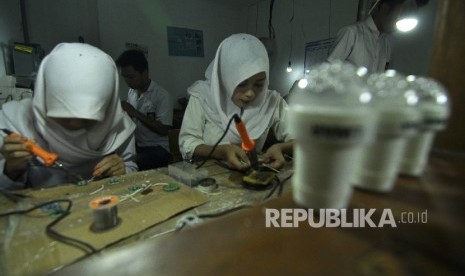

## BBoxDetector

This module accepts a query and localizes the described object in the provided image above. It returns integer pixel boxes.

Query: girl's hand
[0,135,32,179]
[216,144,250,171]
[261,143,286,170]
[93,154,126,177]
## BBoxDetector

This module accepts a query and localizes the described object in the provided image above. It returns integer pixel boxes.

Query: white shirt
[0,43,137,189]
[126,80,173,151]
[327,16,390,73]
[179,92,291,161]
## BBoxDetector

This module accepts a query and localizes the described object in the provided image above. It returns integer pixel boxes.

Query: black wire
[263,176,281,200]
[175,222,186,232]
[214,160,245,173]
[278,173,293,195]
[0,199,97,254]
[262,172,293,200]
[26,160,83,184]
[46,210,97,254]
[289,0,295,61]
[0,199,67,217]
[268,0,276,39]
[328,0,332,39]
[195,114,237,170]
[198,204,252,219]
[175,204,252,233]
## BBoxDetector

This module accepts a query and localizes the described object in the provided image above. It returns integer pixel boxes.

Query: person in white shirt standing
[327,0,405,73]
[116,50,173,170]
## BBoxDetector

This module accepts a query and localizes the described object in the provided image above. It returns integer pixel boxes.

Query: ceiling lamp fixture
[286,61,293,73]
[396,0,429,32]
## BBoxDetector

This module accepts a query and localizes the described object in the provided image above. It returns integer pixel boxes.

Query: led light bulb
[288,61,376,209]
[399,77,450,176]
[351,70,422,192]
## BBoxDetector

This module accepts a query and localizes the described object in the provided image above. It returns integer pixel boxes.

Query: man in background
[116,50,173,170]
[327,0,406,73]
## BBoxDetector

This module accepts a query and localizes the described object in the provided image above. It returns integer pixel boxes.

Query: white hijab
[187,33,279,144]
[1,43,135,166]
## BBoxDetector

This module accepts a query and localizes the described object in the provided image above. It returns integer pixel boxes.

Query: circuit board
[242,169,276,189]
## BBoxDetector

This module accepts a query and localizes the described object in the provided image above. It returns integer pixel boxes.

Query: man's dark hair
[116,50,148,74]
[371,0,406,15]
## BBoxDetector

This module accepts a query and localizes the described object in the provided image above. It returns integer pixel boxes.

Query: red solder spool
[89,195,121,232]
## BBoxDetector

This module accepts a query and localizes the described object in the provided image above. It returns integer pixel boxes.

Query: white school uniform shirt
[178,33,293,160]
[327,16,391,73]
[179,91,291,161]
[126,80,173,151]
[0,43,137,189]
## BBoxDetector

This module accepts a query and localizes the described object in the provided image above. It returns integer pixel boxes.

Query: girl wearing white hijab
[0,43,137,189]
[179,33,294,170]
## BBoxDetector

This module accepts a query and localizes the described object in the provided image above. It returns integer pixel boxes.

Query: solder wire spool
[197,177,218,193]
[351,70,422,192]
[399,76,450,176]
[288,61,377,209]
[89,195,121,232]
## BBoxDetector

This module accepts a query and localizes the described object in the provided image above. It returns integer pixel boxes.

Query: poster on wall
[304,38,335,71]
[167,26,204,57]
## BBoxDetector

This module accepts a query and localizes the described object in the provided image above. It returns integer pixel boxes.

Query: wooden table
[0,160,293,275]
[48,152,465,275]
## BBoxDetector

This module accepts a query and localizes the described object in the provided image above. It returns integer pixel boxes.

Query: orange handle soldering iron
[233,114,255,152]
[9,132,59,167]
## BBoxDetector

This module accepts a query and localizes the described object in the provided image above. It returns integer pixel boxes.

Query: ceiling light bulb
[298,78,308,88]
[396,17,418,32]
[286,61,292,73]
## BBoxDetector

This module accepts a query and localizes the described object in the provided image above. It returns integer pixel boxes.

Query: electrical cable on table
[175,204,252,232]
[262,172,293,201]
[0,198,97,254]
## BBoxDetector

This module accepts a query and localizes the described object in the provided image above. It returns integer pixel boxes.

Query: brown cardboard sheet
[0,171,208,275]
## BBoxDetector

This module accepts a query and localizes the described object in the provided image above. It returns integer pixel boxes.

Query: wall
[97,0,246,102]
[247,0,439,96]
[0,0,24,76]
[390,0,438,76]
[24,0,246,105]
[20,0,437,103]
[247,0,360,96]
[25,0,100,53]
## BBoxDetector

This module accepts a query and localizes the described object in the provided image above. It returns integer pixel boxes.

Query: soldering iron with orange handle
[233,114,258,168]
[1,129,60,167]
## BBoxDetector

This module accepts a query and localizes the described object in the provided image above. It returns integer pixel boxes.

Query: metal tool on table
[1,129,92,183]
